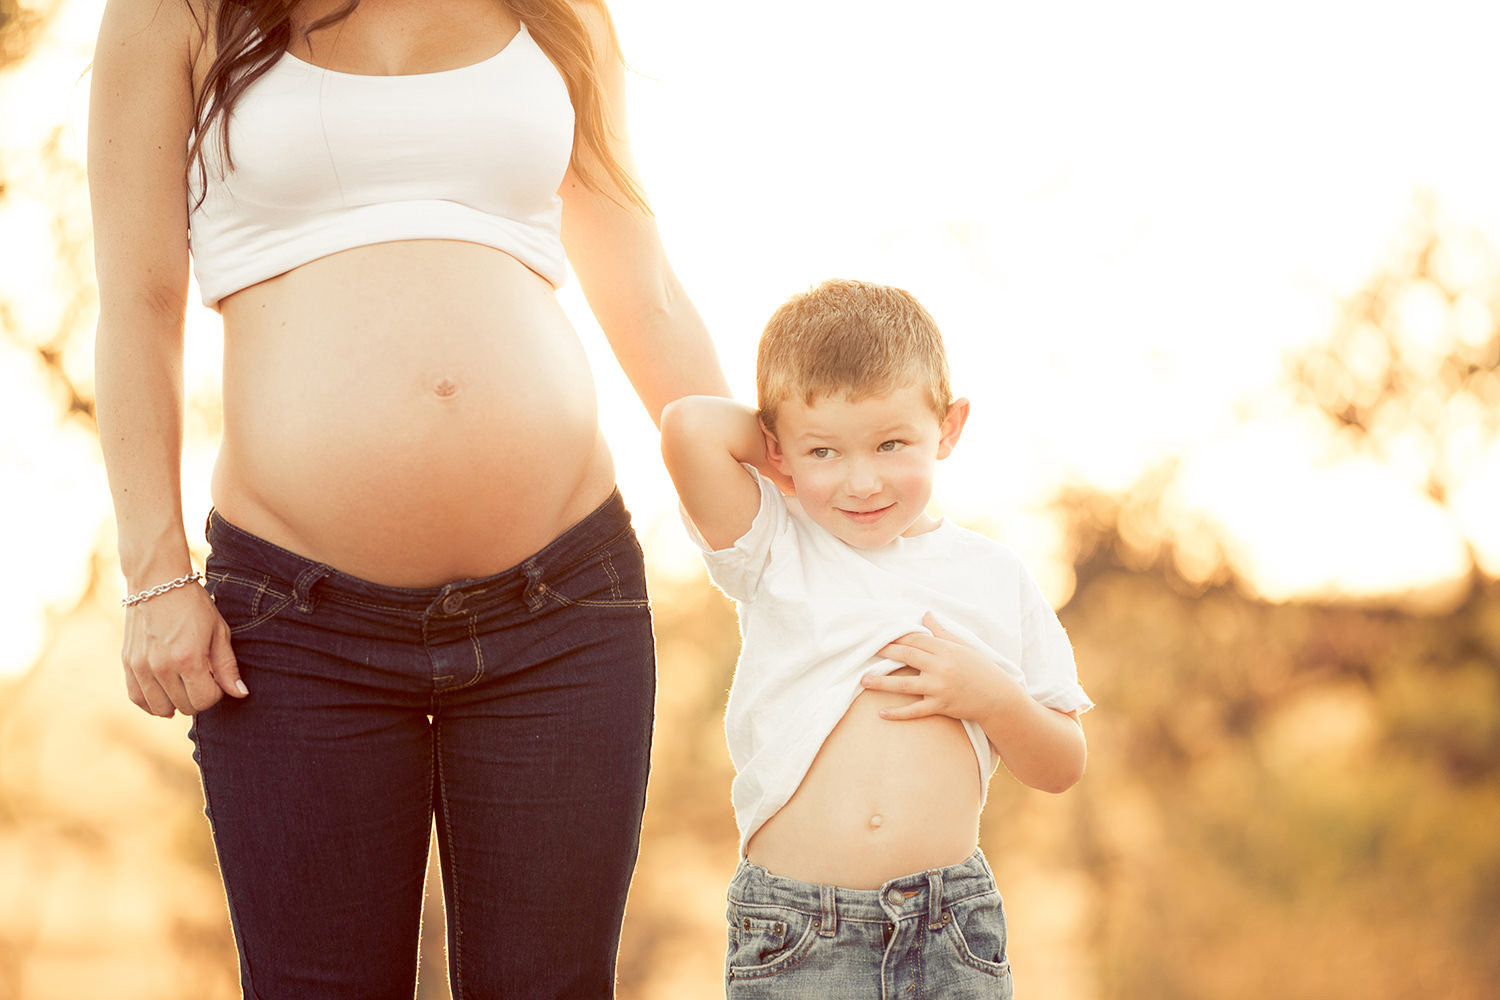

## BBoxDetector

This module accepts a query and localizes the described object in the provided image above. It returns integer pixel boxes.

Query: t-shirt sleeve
[1017,566,1094,714]
[683,464,788,602]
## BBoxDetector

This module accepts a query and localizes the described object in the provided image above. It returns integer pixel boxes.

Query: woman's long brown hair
[187,0,647,211]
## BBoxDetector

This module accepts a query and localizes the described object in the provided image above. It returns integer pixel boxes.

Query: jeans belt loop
[819,883,837,937]
[293,564,333,614]
[522,559,547,611]
[927,868,945,932]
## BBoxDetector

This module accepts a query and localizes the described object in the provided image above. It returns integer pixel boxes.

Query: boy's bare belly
[746,668,989,889]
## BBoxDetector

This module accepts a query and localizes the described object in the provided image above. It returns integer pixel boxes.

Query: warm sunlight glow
[7,4,1500,1000]
[8,0,1500,675]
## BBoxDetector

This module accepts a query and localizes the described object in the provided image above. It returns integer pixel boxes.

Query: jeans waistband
[728,850,996,933]
[205,488,635,616]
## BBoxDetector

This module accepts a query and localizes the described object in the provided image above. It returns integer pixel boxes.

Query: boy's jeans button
[442,594,465,614]
[886,889,904,906]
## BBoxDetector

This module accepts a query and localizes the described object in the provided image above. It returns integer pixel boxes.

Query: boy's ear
[936,398,970,459]
[760,419,790,474]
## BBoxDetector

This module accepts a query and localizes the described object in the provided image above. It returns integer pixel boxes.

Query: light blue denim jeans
[724,849,1014,999]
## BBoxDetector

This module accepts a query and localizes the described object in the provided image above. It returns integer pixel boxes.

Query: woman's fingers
[209,625,247,699]
[178,662,226,714]
[123,588,239,716]
[125,660,176,718]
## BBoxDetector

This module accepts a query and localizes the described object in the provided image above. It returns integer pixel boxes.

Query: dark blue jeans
[189,491,656,999]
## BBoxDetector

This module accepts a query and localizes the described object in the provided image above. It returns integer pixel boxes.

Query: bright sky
[3,0,1500,675]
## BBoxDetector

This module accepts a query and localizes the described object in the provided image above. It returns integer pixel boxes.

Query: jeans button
[886,889,904,907]
[442,593,464,614]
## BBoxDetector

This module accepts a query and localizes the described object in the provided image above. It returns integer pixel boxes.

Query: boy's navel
[868,814,884,829]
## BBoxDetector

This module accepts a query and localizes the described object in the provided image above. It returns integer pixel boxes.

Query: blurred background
[3,0,1499,997]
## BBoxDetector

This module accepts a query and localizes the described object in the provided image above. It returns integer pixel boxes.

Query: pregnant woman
[88,0,727,996]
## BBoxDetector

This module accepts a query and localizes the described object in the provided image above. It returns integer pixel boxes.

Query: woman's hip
[199,483,654,701]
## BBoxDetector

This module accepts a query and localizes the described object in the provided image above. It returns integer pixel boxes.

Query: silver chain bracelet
[122,571,206,607]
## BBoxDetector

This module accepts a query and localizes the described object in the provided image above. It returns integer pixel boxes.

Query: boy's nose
[845,461,880,497]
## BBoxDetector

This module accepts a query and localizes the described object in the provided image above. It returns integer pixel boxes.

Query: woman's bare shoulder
[95,0,209,67]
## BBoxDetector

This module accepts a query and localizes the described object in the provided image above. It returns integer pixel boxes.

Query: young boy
[660,279,1092,998]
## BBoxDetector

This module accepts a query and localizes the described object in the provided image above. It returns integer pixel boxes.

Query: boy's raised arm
[660,395,768,551]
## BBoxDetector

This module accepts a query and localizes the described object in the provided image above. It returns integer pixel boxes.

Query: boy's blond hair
[757,279,953,435]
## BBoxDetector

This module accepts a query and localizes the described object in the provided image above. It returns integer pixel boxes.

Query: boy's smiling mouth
[840,504,894,524]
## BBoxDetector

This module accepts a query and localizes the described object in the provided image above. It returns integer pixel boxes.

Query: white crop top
[187,23,573,308]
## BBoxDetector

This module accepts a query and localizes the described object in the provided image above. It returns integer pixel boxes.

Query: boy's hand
[863,613,1023,723]
[869,612,1088,793]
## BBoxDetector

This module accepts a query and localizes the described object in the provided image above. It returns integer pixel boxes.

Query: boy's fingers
[864,672,939,698]
[879,700,939,721]
[878,635,937,661]
[881,631,925,652]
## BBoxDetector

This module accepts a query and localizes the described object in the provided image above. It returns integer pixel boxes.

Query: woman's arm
[557,1,731,425]
[89,0,243,717]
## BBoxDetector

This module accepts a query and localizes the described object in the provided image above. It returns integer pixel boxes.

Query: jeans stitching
[448,616,485,693]
[208,572,295,636]
[317,593,430,615]
[194,728,265,998]
[545,592,651,609]
[434,724,463,999]
[532,533,647,609]
[942,904,1011,976]
[601,549,621,599]
[725,910,823,980]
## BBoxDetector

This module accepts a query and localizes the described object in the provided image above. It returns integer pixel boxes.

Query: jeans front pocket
[724,901,820,984]
[942,889,1013,986]
[205,561,296,637]
[531,527,649,610]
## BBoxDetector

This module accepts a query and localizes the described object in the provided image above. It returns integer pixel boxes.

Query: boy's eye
[809,447,834,459]
[878,440,905,452]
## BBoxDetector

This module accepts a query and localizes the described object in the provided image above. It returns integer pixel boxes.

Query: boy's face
[763,384,969,549]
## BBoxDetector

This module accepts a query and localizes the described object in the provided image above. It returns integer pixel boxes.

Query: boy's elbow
[659,395,687,434]
[659,397,697,457]
[1039,762,1085,795]
[1037,737,1087,794]
[660,396,717,475]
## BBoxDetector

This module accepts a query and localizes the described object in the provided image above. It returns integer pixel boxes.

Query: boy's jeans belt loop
[818,884,837,937]
[926,868,945,931]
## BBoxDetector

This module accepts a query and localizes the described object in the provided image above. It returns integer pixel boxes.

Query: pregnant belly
[745,669,988,889]
[210,243,617,585]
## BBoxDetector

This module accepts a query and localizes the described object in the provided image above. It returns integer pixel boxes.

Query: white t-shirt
[691,466,1093,854]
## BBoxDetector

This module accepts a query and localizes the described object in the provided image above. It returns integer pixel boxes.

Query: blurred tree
[1041,201,1500,999]
[1,0,48,66]
[1286,196,1500,509]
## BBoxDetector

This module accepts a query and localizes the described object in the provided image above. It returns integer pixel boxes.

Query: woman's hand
[122,584,246,718]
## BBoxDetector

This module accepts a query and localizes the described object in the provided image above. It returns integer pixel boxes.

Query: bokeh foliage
[1287,196,1500,508]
